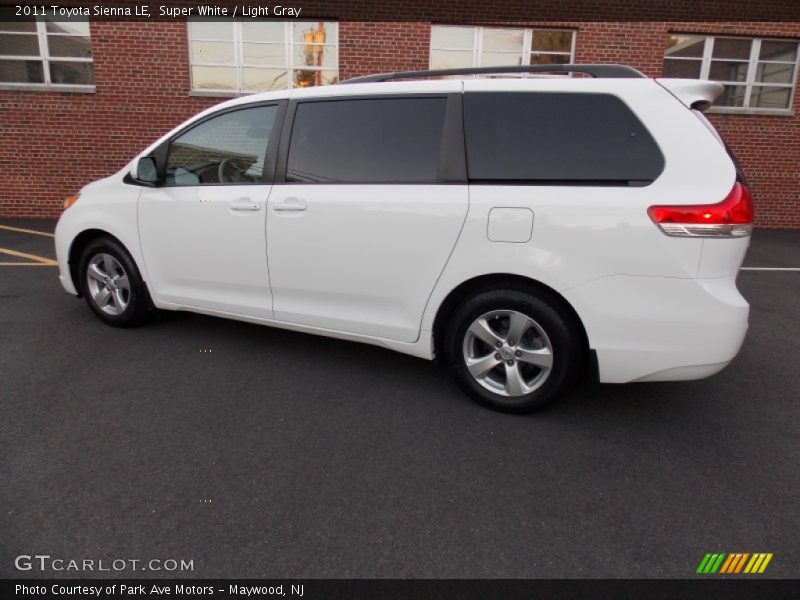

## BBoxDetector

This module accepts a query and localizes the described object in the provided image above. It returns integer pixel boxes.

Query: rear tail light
[647,182,754,238]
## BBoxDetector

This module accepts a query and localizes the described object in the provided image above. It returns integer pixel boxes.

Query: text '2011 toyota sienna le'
[55,64,753,413]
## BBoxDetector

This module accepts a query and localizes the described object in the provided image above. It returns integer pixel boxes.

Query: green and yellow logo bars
[696,552,773,574]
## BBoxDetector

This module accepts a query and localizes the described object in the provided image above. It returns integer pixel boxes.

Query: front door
[138,104,281,318]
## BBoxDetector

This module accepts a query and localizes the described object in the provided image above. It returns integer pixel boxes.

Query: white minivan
[55,64,753,413]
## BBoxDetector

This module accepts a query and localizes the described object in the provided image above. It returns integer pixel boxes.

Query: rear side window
[286,97,447,183]
[464,92,664,185]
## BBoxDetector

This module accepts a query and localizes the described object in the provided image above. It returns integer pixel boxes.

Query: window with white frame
[188,20,338,93]
[430,26,575,70]
[663,35,799,111]
[0,17,93,88]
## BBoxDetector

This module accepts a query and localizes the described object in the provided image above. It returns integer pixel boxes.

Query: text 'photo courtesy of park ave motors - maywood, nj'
[15,4,306,18]
[14,583,304,597]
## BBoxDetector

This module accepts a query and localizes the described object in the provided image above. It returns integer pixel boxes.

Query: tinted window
[464,92,664,184]
[166,105,277,185]
[286,98,447,183]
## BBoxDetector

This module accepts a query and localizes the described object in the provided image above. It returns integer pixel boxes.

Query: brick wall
[0,21,218,218]
[0,17,798,227]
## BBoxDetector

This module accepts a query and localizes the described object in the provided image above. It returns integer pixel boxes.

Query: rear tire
[445,289,581,413]
[78,237,152,327]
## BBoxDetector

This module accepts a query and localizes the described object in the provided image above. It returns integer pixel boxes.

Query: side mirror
[132,156,160,186]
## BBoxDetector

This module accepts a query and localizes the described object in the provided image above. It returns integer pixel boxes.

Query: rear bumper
[563,275,748,383]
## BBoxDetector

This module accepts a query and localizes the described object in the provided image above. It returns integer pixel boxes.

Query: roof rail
[340,64,646,84]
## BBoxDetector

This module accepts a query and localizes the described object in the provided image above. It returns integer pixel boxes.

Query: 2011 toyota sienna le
[54,65,753,413]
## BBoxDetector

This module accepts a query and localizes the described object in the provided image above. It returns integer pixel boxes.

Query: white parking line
[740,267,800,271]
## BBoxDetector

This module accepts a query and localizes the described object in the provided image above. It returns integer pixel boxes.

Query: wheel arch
[68,229,132,298]
[431,273,592,372]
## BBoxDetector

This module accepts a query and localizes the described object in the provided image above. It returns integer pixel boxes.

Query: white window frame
[430,25,576,73]
[0,18,94,92]
[187,21,339,95]
[664,35,799,115]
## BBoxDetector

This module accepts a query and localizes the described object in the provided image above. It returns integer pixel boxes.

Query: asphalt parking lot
[1,219,798,579]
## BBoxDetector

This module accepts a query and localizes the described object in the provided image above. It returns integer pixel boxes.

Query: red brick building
[1,1,798,227]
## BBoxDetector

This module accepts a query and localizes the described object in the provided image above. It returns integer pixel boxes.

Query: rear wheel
[78,237,152,327]
[446,289,581,413]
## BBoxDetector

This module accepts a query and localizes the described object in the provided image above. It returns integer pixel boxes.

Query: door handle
[230,198,261,212]
[272,198,307,212]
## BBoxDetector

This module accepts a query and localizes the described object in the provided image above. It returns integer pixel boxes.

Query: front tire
[445,289,581,413]
[78,237,152,327]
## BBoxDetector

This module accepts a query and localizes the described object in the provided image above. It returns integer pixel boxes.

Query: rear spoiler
[658,78,749,184]
[655,78,725,110]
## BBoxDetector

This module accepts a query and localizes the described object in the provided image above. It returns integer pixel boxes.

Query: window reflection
[188,20,338,93]
[165,106,277,185]
[430,26,575,72]
[662,35,799,111]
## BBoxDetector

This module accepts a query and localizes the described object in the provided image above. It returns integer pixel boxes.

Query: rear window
[286,97,447,184]
[463,92,665,185]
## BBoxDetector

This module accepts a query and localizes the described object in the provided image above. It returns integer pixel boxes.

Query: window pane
[47,35,91,59]
[0,20,36,33]
[45,19,89,36]
[662,58,702,78]
[0,33,39,56]
[0,58,43,83]
[430,48,473,69]
[665,35,705,58]
[708,60,748,82]
[463,92,664,183]
[480,51,522,67]
[431,26,474,49]
[482,28,524,52]
[191,41,234,64]
[49,61,93,85]
[242,68,287,91]
[531,30,573,53]
[243,43,285,65]
[713,85,746,107]
[292,22,337,45]
[293,69,337,87]
[167,106,277,185]
[242,21,284,43]
[750,86,792,109]
[712,38,751,60]
[287,98,447,183]
[292,44,336,69]
[529,53,571,65]
[756,61,795,84]
[190,21,233,40]
[759,40,798,62]
[191,65,236,90]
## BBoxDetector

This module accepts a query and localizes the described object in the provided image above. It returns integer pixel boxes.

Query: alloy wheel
[462,309,554,397]
[86,253,131,316]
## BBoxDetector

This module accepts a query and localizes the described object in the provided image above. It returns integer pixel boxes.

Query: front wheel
[445,289,582,413]
[78,237,152,327]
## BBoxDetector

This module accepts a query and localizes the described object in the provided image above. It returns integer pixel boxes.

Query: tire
[445,288,581,413]
[78,236,152,327]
